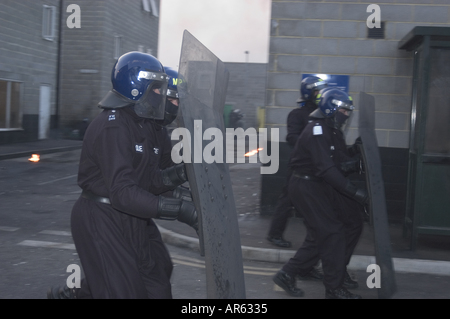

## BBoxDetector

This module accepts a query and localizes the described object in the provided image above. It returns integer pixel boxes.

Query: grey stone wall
[0,0,60,143]
[266,0,450,148]
[59,0,160,129]
[224,62,267,129]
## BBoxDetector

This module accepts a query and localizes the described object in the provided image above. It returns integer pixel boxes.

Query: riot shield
[176,30,246,299]
[358,92,397,299]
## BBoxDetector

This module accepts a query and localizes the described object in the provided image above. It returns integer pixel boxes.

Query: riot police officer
[267,76,327,250]
[49,53,197,299]
[273,88,367,299]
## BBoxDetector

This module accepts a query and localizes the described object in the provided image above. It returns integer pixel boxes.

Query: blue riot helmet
[165,67,179,100]
[155,66,179,126]
[310,88,354,129]
[98,51,169,120]
[298,76,328,102]
[314,87,334,106]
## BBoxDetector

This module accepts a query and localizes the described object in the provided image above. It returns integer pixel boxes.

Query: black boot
[325,287,362,299]
[273,270,304,297]
[342,271,359,290]
[297,267,324,281]
[267,236,292,248]
[47,285,77,299]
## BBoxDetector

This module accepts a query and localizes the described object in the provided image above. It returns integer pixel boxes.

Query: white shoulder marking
[313,125,323,135]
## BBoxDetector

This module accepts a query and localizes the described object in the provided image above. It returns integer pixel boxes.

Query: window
[0,80,22,129]
[142,0,159,17]
[42,5,56,41]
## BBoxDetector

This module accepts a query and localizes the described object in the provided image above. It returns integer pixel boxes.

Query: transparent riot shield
[359,92,397,299]
[176,30,246,299]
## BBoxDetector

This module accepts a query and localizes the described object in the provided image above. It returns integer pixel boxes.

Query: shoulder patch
[108,110,117,121]
[313,125,323,136]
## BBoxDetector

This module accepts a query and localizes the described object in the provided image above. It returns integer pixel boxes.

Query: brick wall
[262,0,450,222]
[0,0,60,143]
[59,0,160,130]
[266,0,450,148]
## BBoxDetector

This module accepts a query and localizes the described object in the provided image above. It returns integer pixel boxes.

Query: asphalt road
[1,150,450,300]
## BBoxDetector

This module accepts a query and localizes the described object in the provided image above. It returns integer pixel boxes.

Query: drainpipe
[55,0,64,135]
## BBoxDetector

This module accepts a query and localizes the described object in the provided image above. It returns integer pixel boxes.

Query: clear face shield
[309,80,328,97]
[333,99,355,131]
[133,71,169,120]
[311,80,328,92]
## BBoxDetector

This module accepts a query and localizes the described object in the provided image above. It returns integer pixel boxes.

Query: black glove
[348,137,362,157]
[344,181,369,205]
[156,196,198,232]
[340,155,361,175]
[161,163,188,188]
[173,185,193,202]
[340,154,365,175]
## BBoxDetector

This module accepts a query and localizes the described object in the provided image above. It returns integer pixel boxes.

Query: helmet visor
[167,88,178,99]
[134,73,169,119]
[307,80,328,92]
[332,99,354,111]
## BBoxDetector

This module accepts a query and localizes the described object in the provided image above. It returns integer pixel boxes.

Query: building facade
[224,62,267,129]
[0,0,160,143]
[59,0,160,132]
[262,0,450,222]
[0,0,61,143]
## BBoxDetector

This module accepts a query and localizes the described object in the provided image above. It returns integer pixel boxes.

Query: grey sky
[157,0,272,68]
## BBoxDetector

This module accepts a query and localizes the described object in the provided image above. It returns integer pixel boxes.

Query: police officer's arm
[310,132,368,205]
[94,124,197,231]
[347,137,362,157]
[156,128,187,188]
[160,128,175,170]
[94,125,160,219]
[286,109,306,147]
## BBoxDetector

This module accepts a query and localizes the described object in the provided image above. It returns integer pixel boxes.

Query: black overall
[283,118,364,290]
[71,106,175,298]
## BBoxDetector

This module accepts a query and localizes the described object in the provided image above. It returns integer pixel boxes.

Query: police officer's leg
[332,194,364,289]
[267,186,293,244]
[290,179,347,290]
[267,168,294,247]
[336,195,364,267]
[71,198,149,299]
[281,228,320,277]
[139,221,173,299]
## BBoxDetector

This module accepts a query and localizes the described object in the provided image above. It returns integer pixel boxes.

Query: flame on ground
[28,154,40,162]
[244,148,263,157]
